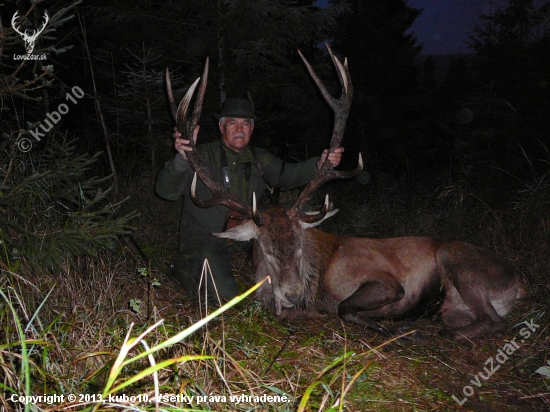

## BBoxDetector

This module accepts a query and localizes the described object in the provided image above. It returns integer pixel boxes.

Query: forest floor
[3,172,549,412]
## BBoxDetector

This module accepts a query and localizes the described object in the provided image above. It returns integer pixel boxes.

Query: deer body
[219,206,525,343]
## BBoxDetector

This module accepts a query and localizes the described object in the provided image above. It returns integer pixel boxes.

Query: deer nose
[285,292,301,305]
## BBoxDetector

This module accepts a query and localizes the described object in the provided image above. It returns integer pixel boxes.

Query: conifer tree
[328,0,422,157]
[469,0,550,138]
[0,1,82,147]
[330,0,421,98]
[86,0,340,157]
[109,46,173,173]
[1,2,136,271]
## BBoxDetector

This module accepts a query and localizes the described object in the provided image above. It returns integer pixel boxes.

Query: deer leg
[438,285,507,343]
[338,278,425,341]
[437,243,512,343]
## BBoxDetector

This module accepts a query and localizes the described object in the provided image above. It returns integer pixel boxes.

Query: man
[156,98,343,302]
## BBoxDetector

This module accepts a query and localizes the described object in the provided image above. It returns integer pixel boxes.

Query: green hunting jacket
[156,140,319,236]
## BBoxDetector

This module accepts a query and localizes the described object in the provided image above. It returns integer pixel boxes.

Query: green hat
[215,98,256,120]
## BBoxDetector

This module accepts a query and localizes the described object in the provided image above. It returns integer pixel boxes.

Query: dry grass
[2,164,549,411]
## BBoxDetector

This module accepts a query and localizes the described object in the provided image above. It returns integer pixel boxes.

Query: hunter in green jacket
[156,98,344,302]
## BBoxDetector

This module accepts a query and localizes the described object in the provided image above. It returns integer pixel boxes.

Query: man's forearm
[155,155,190,200]
[173,153,190,172]
[278,156,319,190]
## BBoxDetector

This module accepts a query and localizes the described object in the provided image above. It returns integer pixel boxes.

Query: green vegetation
[1,159,549,410]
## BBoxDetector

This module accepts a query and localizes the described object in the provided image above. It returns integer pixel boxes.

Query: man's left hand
[318,147,344,169]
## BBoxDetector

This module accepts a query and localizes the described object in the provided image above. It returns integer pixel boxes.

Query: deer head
[12,11,49,54]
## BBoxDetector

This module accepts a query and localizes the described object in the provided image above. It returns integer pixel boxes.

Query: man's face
[219,117,254,153]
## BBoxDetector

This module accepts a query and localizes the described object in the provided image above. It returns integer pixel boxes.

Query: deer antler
[11,11,25,37]
[166,59,262,225]
[34,12,49,39]
[290,43,363,223]
[12,11,49,39]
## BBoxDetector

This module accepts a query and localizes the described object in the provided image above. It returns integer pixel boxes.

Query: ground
[2,174,549,412]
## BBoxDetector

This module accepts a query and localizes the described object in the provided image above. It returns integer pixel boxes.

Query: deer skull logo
[12,11,49,54]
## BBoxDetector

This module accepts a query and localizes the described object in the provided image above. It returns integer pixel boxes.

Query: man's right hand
[174,125,199,159]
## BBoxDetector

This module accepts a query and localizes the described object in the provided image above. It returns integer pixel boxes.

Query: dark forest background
[1,0,550,268]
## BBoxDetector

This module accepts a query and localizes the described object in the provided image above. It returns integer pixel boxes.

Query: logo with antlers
[12,11,49,55]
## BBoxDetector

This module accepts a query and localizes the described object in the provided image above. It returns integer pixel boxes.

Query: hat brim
[214,113,257,120]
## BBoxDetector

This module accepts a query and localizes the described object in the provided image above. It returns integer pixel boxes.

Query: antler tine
[291,153,363,214]
[292,44,362,221]
[11,11,19,27]
[172,59,262,225]
[190,58,209,136]
[298,49,334,110]
[37,12,49,35]
[293,194,330,224]
[165,68,178,121]
[175,58,209,146]
[11,11,25,36]
[298,42,352,152]
[175,77,201,139]
[166,58,208,124]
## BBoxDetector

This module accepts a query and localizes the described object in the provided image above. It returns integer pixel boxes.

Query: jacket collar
[220,141,252,162]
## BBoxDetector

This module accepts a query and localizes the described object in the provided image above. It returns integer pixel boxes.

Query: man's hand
[317,146,344,170]
[174,125,199,159]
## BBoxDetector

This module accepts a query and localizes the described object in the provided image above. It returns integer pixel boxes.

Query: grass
[1,158,549,411]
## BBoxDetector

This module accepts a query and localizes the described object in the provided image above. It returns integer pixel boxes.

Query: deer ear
[213,220,260,241]
[299,209,339,229]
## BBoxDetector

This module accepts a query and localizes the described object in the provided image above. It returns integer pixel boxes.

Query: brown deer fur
[215,206,525,343]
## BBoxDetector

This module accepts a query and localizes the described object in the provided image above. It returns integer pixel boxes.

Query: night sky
[314,0,502,56]
[410,0,495,55]
[410,0,547,55]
